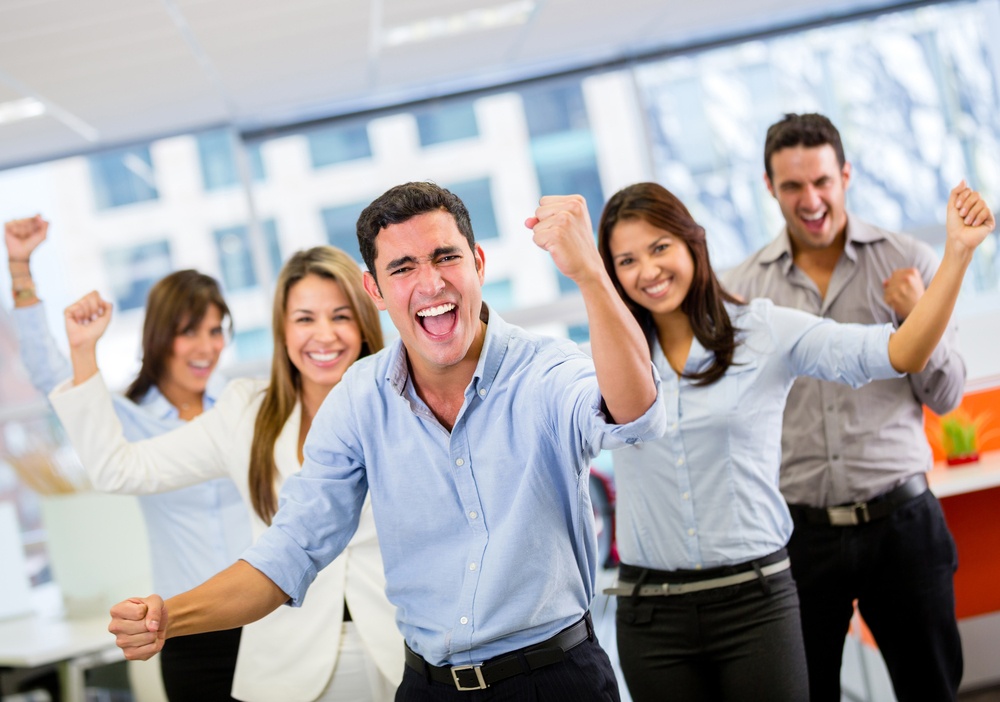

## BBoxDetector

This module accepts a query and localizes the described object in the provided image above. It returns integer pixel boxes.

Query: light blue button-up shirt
[14,303,252,598]
[612,298,901,571]
[243,308,664,666]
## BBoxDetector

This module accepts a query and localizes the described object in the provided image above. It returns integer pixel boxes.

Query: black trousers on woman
[159,627,242,702]
[615,553,808,702]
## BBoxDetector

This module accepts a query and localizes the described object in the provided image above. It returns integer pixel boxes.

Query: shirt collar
[385,302,509,398]
[136,372,226,419]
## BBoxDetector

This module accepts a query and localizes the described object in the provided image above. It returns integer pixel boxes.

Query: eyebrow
[613,236,671,260]
[290,305,352,315]
[384,246,463,272]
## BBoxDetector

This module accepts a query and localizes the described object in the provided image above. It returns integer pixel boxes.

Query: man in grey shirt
[723,113,964,702]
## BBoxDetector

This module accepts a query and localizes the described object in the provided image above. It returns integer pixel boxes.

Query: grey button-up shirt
[722,214,965,507]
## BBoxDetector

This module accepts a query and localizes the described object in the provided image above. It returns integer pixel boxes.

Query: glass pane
[321,200,370,264]
[102,240,173,312]
[89,147,158,209]
[308,123,372,168]
[446,178,499,241]
[416,102,479,146]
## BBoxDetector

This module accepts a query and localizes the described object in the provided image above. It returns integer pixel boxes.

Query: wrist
[12,283,38,307]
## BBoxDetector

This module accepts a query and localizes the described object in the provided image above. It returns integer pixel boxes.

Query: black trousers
[159,628,242,702]
[396,637,620,701]
[788,489,963,702]
[615,566,807,702]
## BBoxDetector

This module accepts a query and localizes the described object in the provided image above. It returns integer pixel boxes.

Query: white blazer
[50,375,403,702]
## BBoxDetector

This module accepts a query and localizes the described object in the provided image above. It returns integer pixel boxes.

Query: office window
[213,220,282,292]
[521,82,591,137]
[232,327,273,362]
[321,200,370,263]
[416,102,479,146]
[482,279,514,312]
[197,130,266,190]
[102,240,173,312]
[446,178,499,241]
[308,123,372,168]
[89,147,158,209]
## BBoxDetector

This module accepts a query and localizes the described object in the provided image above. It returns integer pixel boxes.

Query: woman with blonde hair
[50,246,402,702]
[6,214,251,701]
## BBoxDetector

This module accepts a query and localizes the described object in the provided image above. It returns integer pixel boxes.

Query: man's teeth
[417,303,456,318]
[802,211,826,221]
[308,351,340,362]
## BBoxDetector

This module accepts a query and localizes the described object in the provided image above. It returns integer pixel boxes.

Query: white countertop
[929,450,1000,499]
[0,583,121,669]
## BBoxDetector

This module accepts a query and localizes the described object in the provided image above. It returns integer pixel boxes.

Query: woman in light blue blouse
[595,182,993,701]
[6,215,251,701]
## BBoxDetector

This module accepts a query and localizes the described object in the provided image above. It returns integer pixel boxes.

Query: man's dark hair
[356,182,475,279]
[764,113,846,182]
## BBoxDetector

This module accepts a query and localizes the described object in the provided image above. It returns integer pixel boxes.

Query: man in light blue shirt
[107,182,664,699]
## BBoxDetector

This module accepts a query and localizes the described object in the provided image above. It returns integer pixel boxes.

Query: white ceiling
[0,0,904,170]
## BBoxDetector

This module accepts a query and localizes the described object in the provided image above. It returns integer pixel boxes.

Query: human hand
[947,181,995,256]
[882,268,924,320]
[108,595,167,661]
[64,291,113,351]
[525,195,603,285]
[5,215,48,261]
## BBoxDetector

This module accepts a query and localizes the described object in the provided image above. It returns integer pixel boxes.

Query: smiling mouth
[800,209,828,230]
[188,360,212,371]
[417,302,458,336]
[643,279,672,297]
[307,351,342,364]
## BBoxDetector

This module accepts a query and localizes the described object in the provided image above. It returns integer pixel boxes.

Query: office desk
[0,609,123,702]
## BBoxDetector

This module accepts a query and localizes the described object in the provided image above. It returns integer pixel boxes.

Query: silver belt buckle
[451,664,488,690]
[827,502,869,526]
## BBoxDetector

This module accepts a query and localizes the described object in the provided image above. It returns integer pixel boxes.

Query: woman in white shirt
[52,246,402,702]
[595,182,992,701]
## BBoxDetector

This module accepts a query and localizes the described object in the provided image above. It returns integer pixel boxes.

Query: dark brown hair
[356,181,474,282]
[598,182,741,386]
[764,113,846,182]
[249,246,383,523]
[124,270,230,403]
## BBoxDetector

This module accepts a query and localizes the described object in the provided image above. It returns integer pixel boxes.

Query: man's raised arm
[527,195,656,424]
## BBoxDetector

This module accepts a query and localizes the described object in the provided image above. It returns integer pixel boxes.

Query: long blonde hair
[249,246,383,523]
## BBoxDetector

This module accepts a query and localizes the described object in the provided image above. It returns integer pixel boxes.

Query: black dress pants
[396,637,620,702]
[615,567,807,701]
[788,489,963,702]
[159,627,241,701]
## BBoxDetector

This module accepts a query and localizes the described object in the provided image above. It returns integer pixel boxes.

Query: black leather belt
[404,614,592,691]
[788,474,928,527]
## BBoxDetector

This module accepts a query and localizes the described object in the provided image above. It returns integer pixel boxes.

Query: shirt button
[694,564,702,570]
[832,454,840,461]
[687,528,696,536]
[456,458,465,466]
[682,492,690,500]
[460,616,469,625]
[677,457,684,466]
[469,563,477,571]
[479,389,487,397]
[670,422,678,430]
[469,511,478,520]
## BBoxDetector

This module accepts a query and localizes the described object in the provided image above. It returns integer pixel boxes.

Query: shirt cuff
[598,363,666,448]
[241,525,318,608]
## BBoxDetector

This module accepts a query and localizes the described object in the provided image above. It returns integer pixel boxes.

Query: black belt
[403,613,592,691]
[788,474,928,527]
